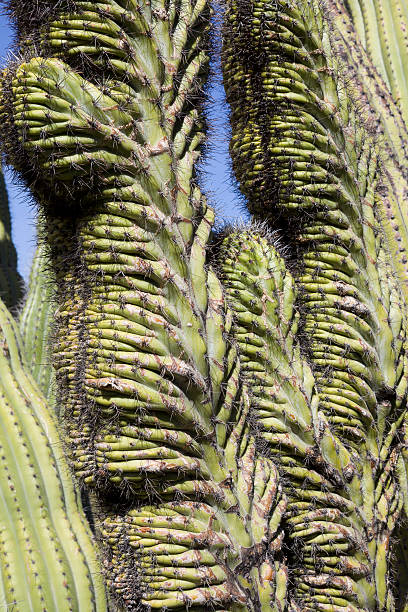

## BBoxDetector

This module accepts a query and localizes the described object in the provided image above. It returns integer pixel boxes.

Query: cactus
[0,0,407,609]
[0,169,23,310]
[0,0,288,608]
[19,241,56,404]
[0,295,107,610]
[222,0,408,608]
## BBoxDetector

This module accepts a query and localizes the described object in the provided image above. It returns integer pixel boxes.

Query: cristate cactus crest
[0,0,406,610]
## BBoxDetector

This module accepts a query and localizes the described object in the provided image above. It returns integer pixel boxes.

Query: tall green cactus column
[20,241,56,404]
[0,0,290,608]
[0,296,107,610]
[222,0,408,609]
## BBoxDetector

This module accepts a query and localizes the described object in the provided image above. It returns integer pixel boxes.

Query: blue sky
[0,13,246,280]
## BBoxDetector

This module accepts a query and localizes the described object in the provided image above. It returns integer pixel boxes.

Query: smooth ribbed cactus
[0,0,408,609]
[0,296,107,610]
[19,241,56,404]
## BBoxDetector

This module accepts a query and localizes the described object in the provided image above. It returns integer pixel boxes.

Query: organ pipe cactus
[0,0,407,610]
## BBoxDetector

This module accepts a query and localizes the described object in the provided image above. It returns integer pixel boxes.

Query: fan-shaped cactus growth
[0,0,407,609]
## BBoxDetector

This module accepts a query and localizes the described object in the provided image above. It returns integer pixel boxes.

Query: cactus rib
[0,297,107,610]
[19,241,56,404]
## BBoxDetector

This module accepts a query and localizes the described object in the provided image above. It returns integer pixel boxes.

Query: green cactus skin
[0,297,107,611]
[3,0,408,608]
[217,227,407,610]
[218,228,319,469]
[345,0,408,125]
[327,0,408,297]
[222,0,408,609]
[19,242,56,404]
[0,169,23,311]
[0,0,290,609]
[222,0,408,288]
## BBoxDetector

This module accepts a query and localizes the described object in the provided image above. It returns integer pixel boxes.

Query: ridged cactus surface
[20,242,56,404]
[222,0,408,609]
[0,0,408,609]
[0,0,288,608]
[0,297,107,610]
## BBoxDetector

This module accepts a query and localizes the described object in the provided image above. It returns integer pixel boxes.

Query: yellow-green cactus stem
[222,0,408,609]
[218,227,319,470]
[20,241,56,405]
[217,226,406,611]
[0,297,107,611]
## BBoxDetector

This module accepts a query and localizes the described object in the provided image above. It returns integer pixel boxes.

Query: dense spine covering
[20,242,56,404]
[0,170,23,310]
[327,0,408,298]
[0,0,289,608]
[0,297,107,610]
[222,0,408,609]
[218,229,319,473]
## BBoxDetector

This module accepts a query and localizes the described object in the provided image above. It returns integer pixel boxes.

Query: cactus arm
[222,0,407,443]
[0,297,107,610]
[216,227,396,611]
[217,228,319,465]
[0,169,23,311]
[19,242,56,404]
[1,0,289,608]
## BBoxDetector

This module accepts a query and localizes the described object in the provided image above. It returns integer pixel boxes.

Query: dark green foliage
[0,170,23,310]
